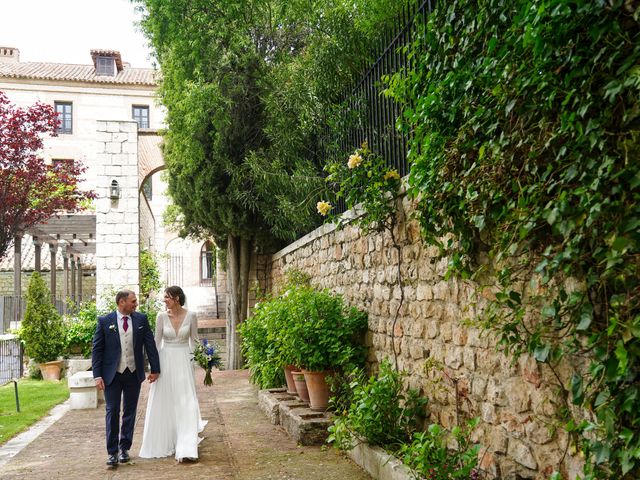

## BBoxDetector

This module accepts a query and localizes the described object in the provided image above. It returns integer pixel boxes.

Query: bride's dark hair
[165,286,186,306]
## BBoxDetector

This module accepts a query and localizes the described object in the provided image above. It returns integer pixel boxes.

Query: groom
[92,289,160,467]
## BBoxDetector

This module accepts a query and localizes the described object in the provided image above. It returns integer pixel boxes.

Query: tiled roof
[0,60,158,86]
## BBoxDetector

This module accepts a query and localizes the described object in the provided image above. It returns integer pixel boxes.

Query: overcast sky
[0,0,155,68]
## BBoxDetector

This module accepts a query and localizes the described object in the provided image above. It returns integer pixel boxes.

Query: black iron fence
[323,0,434,214]
[0,336,23,385]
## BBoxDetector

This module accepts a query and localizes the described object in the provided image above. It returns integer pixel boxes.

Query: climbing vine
[386,1,640,478]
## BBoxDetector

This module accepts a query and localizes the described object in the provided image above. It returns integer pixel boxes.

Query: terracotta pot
[291,371,310,402]
[283,365,298,394]
[39,360,64,381]
[302,370,332,411]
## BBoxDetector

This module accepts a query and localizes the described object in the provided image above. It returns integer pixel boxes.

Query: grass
[0,378,69,445]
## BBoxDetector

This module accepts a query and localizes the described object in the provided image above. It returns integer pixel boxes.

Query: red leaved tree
[0,90,96,260]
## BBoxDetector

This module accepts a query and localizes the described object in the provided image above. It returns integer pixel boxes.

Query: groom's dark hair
[165,286,186,306]
[116,289,135,305]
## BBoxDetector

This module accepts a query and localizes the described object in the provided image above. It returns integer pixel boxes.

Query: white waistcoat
[117,320,136,374]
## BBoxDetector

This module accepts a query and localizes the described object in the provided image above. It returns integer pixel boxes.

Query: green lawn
[0,378,69,445]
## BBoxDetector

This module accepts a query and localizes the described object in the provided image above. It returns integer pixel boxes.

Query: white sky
[0,0,155,68]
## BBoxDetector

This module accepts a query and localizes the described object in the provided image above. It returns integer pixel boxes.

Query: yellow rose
[347,153,363,169]
[384,169,400,181]
[316,200,332,216]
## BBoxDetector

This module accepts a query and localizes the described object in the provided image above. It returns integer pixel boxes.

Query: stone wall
[266,197,582,479]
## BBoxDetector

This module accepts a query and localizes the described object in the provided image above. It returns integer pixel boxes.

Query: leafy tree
[134,0,406,368]
[0,91,95,260]
[19,272,65,364]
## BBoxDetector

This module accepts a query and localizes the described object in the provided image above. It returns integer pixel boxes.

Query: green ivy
[386,1,640,477]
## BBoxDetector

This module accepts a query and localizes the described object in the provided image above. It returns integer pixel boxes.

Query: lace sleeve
[189,311,200,350]
[154,313,164,350]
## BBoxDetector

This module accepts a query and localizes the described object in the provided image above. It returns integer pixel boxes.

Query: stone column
[33,237,42,273]
[62,251,69,315]
[49,243,57,303]
[95,120,140,308]
[13,234,22,324]
[70,256,76,305]
[77,258,83,304]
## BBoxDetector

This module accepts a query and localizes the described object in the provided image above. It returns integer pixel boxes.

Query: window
[54,102,72,134]
[132,105,150,129]
[142,176,152,200]
[96,56,115,76]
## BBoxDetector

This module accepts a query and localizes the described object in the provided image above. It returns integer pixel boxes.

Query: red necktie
[122,316,129,332]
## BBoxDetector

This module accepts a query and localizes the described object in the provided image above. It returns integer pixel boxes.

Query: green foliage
[18,272,65,364]
[133,0,408,247]
[328,361,427,452]
[323,142,402,233]
[240,284,368,388]
[63,301,98,358]
[386,1,640,477]
[139,246,162,302]
[281,286,369,372]
[399,419,481,480]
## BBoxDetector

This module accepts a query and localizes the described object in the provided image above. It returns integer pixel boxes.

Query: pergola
[13,213,96,315]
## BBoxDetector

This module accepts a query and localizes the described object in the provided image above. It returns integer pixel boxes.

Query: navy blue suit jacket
[92,311,160,386]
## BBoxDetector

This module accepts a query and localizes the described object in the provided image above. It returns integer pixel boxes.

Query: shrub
[399,419,481,480]
[328,360,427,452]
[64,301,98,358]
[19,272,65,364]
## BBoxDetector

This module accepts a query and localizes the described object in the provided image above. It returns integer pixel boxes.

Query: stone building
[0,46,216,329]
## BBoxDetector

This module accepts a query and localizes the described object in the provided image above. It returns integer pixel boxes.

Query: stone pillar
[62,251,69,315]
[49,243,57,303]
[77,258,83,304]
[95,120,140,308]
[33,237,42,273]
[13,234,22,324]
[70,256,76,304]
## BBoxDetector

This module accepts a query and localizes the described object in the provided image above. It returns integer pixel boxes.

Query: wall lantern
[109,180,120,199]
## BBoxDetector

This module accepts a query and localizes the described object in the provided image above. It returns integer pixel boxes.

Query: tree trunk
[225,234,252,369]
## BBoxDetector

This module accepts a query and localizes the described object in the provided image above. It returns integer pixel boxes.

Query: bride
[139,286,207,461]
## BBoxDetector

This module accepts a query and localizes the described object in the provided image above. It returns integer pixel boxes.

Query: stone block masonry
[95,120,140,304]
[266,196,584,479]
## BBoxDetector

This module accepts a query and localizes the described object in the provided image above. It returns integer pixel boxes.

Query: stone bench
[68,371,98,409]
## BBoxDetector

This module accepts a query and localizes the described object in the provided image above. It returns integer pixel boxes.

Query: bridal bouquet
[192,339,222,386]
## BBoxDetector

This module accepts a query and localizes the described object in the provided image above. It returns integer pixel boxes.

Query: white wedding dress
[139,310,208,460]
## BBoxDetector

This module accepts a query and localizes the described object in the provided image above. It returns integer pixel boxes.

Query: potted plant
[282,286,368,410]
[18,272,66,380]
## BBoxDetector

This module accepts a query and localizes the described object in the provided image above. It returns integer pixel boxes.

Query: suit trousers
[104,368,141,454]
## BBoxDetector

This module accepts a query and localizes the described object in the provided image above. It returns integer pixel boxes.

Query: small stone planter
[347,441,414,480]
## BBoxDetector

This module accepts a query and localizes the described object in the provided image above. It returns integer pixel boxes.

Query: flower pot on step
[283,364,298,394]
[292,371,310,402]
[302,370,331,411]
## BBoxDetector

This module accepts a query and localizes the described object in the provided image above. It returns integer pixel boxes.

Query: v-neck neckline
[169,310,188,337]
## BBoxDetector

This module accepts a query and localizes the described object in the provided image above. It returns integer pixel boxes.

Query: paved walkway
[0,369,371,480]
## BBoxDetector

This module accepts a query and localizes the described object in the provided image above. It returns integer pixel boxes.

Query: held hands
[147,373,159,383]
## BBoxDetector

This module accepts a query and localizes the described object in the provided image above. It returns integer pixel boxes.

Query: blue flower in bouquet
[192,339,222,386]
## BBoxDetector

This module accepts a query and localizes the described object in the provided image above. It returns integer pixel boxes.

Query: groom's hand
[95,378,105,390]
[147,373,159,383]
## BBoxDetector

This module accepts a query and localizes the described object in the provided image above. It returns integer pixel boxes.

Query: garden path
[0,369,371,480]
